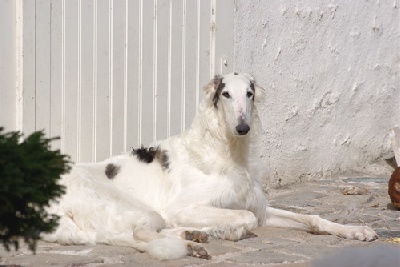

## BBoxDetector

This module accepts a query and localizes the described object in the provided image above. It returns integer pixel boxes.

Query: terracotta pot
[388,167,400,209]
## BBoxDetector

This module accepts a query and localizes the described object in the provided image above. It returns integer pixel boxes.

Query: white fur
[43,73,377,260]
[147,238,189,260]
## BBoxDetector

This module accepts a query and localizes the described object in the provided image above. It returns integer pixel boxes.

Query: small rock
[340,186,369,195]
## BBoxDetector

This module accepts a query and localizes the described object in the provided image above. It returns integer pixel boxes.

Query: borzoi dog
[43,73,377,260]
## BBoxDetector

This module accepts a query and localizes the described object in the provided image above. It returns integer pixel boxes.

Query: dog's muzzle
[236,123,250,135]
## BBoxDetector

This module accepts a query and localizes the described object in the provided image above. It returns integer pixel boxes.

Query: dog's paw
[231,228,258,241]
[353,226,378,241]
[182,230,208,243]
[341,225,378,241]
[186,243,211,260]
[241,230,258,239]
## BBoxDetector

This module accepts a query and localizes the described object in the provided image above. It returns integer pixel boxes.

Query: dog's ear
[204,75,224,107]
[244,73,265,103]
[252,82,266,103]
[204,75,223,93]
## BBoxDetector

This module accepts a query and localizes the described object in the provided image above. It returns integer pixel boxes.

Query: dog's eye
[221,92,231,98]
[247,91,254,98]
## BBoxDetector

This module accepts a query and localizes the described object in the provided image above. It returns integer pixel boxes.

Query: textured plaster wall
[234,0,400,185]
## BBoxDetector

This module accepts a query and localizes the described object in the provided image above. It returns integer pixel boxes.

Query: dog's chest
[211,169,256,210]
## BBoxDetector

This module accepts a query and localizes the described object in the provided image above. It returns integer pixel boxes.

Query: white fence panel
[78,0,95,163]
[0,0,16,132]
[155,0,170,142]
[0,0,234,163]
[169,0,184,137]
[49,0,63,153]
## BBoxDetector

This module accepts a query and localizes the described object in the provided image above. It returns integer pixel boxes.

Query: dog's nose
[236,123,250,135]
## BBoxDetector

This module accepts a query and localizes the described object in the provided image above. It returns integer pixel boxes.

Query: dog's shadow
[376,230,400,239]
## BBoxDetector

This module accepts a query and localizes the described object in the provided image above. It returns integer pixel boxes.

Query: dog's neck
[182,103,259,170]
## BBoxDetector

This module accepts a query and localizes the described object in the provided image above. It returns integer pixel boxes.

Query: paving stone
[278,244,344,260]
[204,240,242,256]
[228,250,308,264]
[1,253,104,267]
[88,245,137,256]
[1,178,399,267]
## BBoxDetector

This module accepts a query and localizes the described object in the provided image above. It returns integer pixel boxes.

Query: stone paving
[1,176,400,267]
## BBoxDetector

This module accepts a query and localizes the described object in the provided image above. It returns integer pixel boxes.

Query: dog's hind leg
[263,207,377,241]
[123,211,211,260]
[41,215,96,245]
[43,211,198,260]
[96,231,147,250]
[42,214,148,251]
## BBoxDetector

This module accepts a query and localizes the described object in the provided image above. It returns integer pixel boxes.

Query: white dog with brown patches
[43,73,377,260]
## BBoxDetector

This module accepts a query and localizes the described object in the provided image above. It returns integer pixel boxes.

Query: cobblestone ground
[1,176,399,267]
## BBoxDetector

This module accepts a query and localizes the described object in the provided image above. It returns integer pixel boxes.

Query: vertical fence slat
[111,0,126,155]
[126,0,140,149]
[78,0,94,162]
[22,0,36,135]
[198,0,211,102]
[155,0,169,141]
[183,0,198,129]
[169,0,183,136]
[35,0,51,134]
[214,0,233,74]
[0,0,16,131]
[50,0,62,150]
[95,0,111,161]
[140,0,155,146]
[63,0,79,161]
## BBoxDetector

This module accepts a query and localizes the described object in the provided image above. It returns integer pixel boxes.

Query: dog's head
[204,72,264,136]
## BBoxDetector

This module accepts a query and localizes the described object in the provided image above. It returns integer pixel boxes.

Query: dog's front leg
[262,207,377,241]
[165,206,259,241]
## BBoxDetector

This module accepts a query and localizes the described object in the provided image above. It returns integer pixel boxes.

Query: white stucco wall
[234,0,400,185]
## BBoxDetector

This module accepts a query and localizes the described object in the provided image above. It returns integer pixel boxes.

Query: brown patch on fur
[154,148,169,170]
[105,163,120,179]
[132,146,156,163]
[250,81,255,92]
[212,75,225,108]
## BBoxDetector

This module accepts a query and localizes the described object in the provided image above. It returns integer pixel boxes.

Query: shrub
[0,127,70,252]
